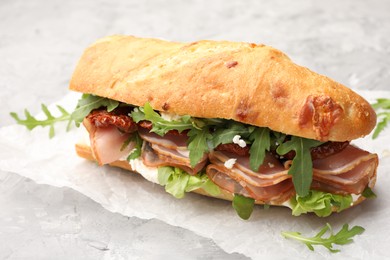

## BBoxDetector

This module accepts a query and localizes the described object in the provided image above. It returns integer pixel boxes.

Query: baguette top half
[69,35,376,141]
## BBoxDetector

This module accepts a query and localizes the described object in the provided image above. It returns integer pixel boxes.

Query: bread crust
[75,143,367,210]
[69,35,376,141]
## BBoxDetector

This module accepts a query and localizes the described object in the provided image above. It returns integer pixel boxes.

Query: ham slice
[83,118,135,165]
[138,128,188,150]
[207,163,294,203]
[206,145,378,202]
[141,142,208,175]
[312,146,378,195]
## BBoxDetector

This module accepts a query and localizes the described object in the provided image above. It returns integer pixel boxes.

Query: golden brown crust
[69,35,376,141]
[75,143,367,209]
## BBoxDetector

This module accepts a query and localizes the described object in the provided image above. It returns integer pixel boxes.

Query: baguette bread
[75,143,368,210]
[69,35,376,142]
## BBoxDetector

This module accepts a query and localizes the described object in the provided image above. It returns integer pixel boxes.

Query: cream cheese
[160,112,182,122]
[128,158,159,184]
[224,158,237,169]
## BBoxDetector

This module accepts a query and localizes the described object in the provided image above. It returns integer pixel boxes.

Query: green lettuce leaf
[157,166,220,199]
[290,190,353,217]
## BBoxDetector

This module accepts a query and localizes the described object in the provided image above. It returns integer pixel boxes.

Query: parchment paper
[1,90,389,259]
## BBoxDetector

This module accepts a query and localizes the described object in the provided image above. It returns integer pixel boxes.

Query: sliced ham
[312,145,377,174]
[207,150,294,202]
[206,164,294,203]
[141,142,208,175]
[83,118,135,165]
[206,145,378,202]
[209,151,291,187]
[211,151,288,180]
[207,164,252,197]
[138,127,188,150]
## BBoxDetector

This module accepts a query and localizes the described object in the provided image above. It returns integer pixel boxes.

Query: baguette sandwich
[69,35,378,219]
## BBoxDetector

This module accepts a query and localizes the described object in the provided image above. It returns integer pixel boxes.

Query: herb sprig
[10,94,120,138]
[371,98,390,139]
[276,137,323,197]
[282,223,365,253]
[10,104,71,138]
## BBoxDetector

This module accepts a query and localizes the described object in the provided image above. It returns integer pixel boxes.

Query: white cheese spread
[224,158,237,169]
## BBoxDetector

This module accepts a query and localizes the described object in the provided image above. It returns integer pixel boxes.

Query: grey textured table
[1,0,389,259]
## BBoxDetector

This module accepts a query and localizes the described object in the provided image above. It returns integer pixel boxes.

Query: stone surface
[0,0,389,259]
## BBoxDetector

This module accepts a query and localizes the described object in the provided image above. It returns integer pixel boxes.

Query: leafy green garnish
[276,136,323,197]
[10,104,71,138]
[125,132,143,160]
[232,194,255,220]
[282,223,365,253]
[10,94,120,138]
[290,190,352,217]
[187,128,212,167]
[131,102,194,135]
[157,166,220,199]
[71,94,120,126]
[362,187,377,199]
[211,121,252,148]
[371,98,390,139]
[249,128,271,172]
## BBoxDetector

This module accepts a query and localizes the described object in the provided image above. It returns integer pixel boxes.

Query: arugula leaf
[140,102,194,135]
[276,136,323,197]
[125,133,143,160]
[211,121,251,148]
[362,187,377,199]
[371,98,390,110]
[71,94,119,126]
[271,131,287,149]
[10,104,71,138]
[282,223,365,253]
[232,194,255,220]
[10,94,120,137]
[130,107,146,122]
[290,190,352,217]
[249,127,271,172]
[371,98,390,139]
[157,166,220,198]
[187,127,212,168]
[372,112,390,139]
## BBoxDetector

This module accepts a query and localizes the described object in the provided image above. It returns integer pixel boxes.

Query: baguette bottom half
[74,143,368,212]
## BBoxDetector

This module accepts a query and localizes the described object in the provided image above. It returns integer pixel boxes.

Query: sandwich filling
[79,94,378,218]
